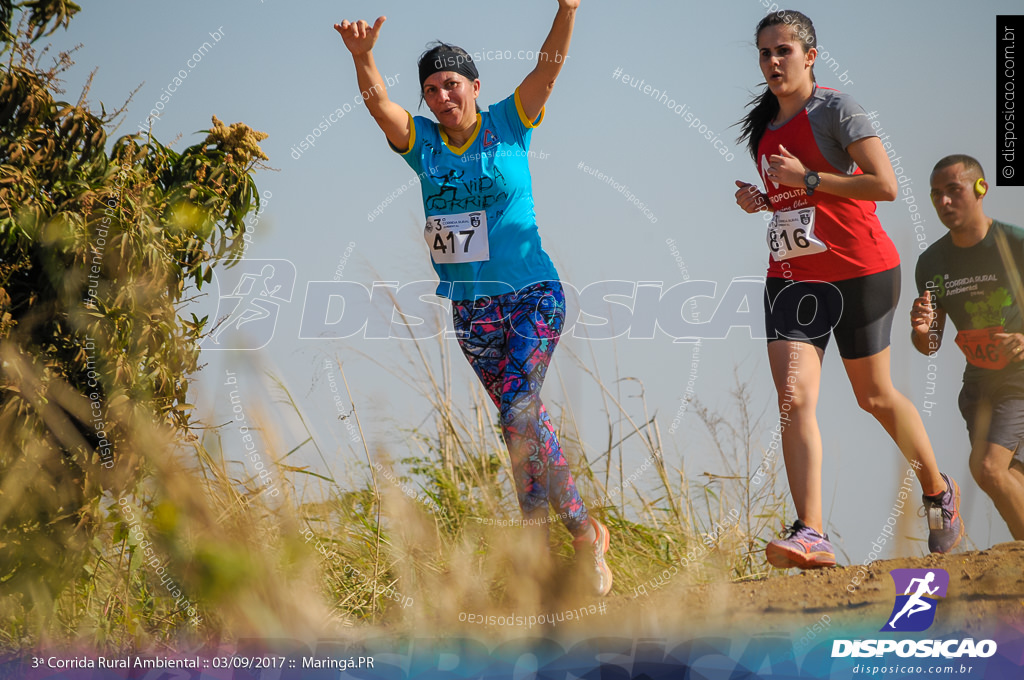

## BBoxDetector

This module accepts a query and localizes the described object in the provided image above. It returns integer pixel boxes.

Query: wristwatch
[804,169,821,196]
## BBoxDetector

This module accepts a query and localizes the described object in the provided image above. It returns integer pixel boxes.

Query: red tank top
[757,108,900,281]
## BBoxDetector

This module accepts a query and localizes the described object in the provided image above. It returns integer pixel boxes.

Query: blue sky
[48,0,1024,564]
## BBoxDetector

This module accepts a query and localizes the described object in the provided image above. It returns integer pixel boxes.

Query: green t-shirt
[915,220,1024,386]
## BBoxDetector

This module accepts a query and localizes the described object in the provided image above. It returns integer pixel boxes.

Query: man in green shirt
[912,154,1024,541]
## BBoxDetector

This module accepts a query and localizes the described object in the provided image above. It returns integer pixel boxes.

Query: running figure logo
[881,568,950,632]
[426,169,463,210]
[201,259,296,351]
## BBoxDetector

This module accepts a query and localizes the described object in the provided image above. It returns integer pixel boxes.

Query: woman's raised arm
[517,0,580,123]
[335,17,411,151]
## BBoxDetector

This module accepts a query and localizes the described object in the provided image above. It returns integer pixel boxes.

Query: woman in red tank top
[732,10,963,569]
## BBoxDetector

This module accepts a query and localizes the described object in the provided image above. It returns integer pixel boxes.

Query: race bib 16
[767,207,828,261]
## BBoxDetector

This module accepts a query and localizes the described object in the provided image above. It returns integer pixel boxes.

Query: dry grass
[0,316,792,652]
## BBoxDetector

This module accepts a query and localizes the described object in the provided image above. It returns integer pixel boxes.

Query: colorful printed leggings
[452,280,589,536]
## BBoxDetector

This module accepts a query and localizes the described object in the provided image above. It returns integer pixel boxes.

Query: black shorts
[959,379,1024,462]
[763,265,900,360]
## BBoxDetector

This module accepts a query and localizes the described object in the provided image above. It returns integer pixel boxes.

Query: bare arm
[334,17,411,151]
[910,291,945,356]
[517,0,580,123]
[765,136,899,202]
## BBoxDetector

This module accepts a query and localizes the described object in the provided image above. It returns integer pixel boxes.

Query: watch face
[806,172,820,188]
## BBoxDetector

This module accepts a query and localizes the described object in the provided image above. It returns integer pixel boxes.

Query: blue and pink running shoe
[765,519,836,569]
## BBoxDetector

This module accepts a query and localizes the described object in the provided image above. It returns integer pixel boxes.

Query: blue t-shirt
[393,88,560,300]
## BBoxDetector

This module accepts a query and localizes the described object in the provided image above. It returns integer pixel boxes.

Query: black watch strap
[804,170,820,196]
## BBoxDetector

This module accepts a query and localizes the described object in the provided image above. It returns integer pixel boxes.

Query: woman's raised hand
[334,17,386,56]
[734,180,770,214]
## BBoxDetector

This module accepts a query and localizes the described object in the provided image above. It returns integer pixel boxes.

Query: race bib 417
[424,211,490,264]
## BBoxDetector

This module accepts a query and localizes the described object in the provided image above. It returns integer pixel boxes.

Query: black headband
[419,49,479,88]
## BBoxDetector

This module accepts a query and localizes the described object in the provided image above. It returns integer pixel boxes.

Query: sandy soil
[601,542,1024,640]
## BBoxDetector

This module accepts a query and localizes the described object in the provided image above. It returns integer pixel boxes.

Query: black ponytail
[736,10,816,161]
[738,89,780,162]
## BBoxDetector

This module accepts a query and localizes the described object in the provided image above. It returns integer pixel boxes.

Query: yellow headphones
[974,177,987,197]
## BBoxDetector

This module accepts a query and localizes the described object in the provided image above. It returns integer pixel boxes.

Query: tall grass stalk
[1,305,790,651]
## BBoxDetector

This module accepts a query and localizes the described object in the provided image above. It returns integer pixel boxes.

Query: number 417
[433,230,474,254]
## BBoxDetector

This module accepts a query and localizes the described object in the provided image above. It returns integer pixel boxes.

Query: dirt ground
[602,541,1024,640]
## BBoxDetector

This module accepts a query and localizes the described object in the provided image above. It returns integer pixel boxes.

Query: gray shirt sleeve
[806,89,877,175]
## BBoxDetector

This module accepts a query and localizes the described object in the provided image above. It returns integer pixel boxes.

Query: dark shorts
[764,265,900,360]
[959,380,1024,462]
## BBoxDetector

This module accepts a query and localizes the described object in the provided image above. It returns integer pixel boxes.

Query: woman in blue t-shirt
[336,0,611,596]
